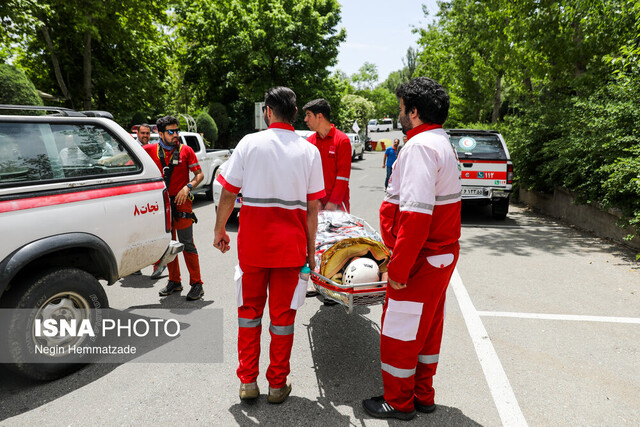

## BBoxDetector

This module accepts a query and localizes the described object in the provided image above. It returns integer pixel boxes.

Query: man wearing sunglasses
[143,115,205,301]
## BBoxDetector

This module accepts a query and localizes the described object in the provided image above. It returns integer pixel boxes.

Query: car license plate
[462,187,485,196]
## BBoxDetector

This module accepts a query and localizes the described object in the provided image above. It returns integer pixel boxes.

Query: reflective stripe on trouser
[380,244,459,413]
[237,263,299,388]
[167,226,202,284]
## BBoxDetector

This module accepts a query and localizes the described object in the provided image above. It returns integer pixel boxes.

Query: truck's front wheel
[0,268,108,381]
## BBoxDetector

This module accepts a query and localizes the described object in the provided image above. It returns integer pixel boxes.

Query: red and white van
[447,129,513,219]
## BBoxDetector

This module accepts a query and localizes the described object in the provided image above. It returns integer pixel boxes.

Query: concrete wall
[519,187,640,250]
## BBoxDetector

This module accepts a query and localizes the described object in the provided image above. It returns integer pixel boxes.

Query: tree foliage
[351,62,378,91]
[196,111,218,146]
[176,0,346,136]
[0,63,42,105]
[1,0,172,124]
[334,94,375,135]
[414,0,640,240]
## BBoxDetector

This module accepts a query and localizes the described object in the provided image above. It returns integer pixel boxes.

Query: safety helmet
[343,258,380,285]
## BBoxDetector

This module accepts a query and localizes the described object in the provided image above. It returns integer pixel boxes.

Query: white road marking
[478,311,640,324]
[451,269,528,427]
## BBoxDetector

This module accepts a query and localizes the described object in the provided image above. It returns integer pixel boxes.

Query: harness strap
[158,143,183,190]
[169,195,198,224]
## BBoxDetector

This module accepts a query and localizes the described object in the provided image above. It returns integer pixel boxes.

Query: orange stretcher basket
[310,214,389,314]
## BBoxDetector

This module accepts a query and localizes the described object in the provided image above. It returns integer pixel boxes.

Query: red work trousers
[380,243,459,412]
[236,263,299,388]
[167,225,202,285]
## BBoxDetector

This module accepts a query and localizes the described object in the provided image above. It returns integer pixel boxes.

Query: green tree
[351,62,378,91]
[360,87,397,122]
[0,64,42,105]
[208,102,231,146]
[176,0,346,136]
[334,94,375,135]
[2,0,172,123]
[196,112,218,146]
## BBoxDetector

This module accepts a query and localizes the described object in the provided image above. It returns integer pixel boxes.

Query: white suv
[447,129,513,219]
[0,105,182,380]
[346,132,364,160]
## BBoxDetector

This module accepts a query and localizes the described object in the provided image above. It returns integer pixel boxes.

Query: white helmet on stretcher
[343,258,380,285]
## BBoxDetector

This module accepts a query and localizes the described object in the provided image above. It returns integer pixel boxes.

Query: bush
[196,112,218,146]
[496,77,640,243]
[0,63,42,106]
[335,94,375,134]
[208,102,230,147]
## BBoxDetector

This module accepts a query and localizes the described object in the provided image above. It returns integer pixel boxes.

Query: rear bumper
[461,187,511,201]
[157,240,184,266]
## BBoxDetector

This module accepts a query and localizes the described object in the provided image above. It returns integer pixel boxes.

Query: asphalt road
[1,147,639,426]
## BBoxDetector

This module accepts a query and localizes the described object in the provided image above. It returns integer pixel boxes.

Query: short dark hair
[138,124,152,132]
[396,77,449,125]
[264,87,297,124]
[156,115,179,132]
[302,98,331,121]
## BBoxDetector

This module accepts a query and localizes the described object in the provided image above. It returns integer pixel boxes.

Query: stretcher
[310,211,390,314]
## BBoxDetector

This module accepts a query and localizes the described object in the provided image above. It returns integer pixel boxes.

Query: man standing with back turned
[363,77,461,421]
[303,98,351,212]
[214,87,325,404]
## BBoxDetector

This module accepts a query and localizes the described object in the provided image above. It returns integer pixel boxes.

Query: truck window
[0,122,142,187]
[183,135,200,152]
[450,134,507,160]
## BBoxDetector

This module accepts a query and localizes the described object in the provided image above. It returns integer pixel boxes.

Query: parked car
[346,132,365,160]
[367,118,393,132]
[447,129,513,219]
[0,105,183,380]
[212,161,242,220]
[294,129,314,139]
[140,132,231,200]
[213,130,316,219]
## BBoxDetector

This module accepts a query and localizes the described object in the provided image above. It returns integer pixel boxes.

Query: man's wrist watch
[186,183,193,191]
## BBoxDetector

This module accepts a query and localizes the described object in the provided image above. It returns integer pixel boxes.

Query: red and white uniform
[378,123,461,412]
[218,122,325,388]
[307,125,351,212]
[144,143,203,285]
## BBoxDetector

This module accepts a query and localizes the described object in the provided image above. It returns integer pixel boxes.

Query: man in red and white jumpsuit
[214,87,324,404]
[363,78,461,421]
[144,115,205,301]
[303,98,351,212]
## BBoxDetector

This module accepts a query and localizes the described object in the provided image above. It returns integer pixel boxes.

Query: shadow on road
[462,203,639,265]
[0,304,210,422]
[0,363,120,421]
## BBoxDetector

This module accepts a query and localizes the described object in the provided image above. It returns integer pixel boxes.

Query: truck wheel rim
[32,291,92,353]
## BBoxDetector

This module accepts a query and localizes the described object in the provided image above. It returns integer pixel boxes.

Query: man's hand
[175,185,190,205]
[325,202,338,211]
[306,199,320,271]
[213,228,231,253]
[213,187,237,253]
[307,252,316,271]
[388,277,407,290]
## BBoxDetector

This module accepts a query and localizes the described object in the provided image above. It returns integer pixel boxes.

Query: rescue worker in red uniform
[143,115,205,301]
[214,87,324,404]
[363,78,462,420]
[303,98,351,212]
